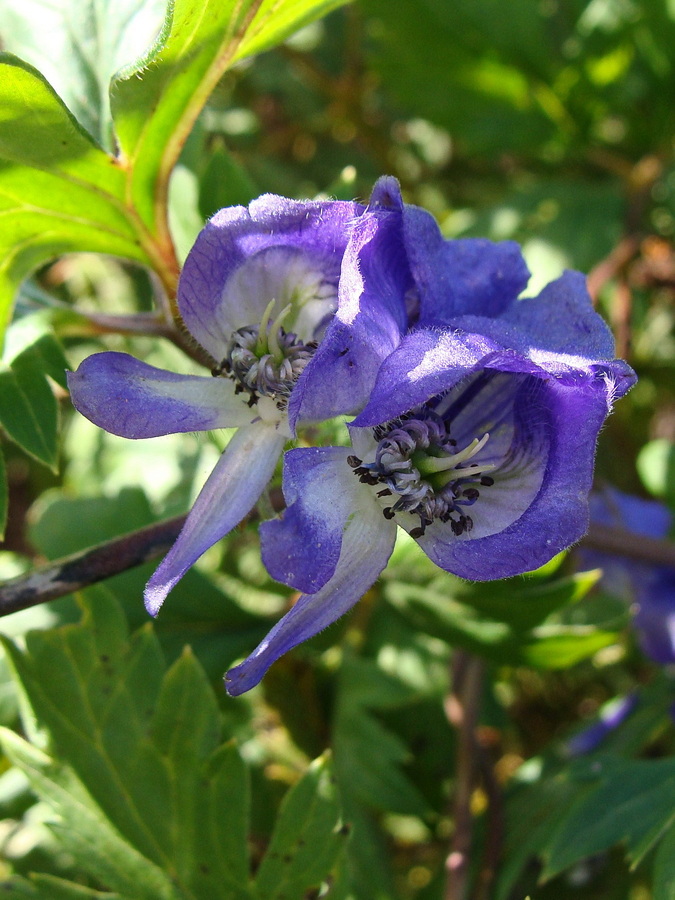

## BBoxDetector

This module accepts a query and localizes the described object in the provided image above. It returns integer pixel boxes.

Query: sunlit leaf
[111,0,350,234]
[0,55,151,344]
[0,0,166,149]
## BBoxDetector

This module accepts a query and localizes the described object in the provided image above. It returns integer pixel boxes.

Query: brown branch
[581,523,675,568]
[0,515,187,617]
[444,652,485,900]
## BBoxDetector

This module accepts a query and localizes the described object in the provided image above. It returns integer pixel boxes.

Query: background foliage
[0,0,674,897]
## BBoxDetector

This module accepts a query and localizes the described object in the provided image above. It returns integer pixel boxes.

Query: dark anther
[462,488,480,501]
[465,515,474,532]
[247,394,257,408]
[409,525,425,539]
[377,488,392,497]
[211,359,230,377]
[451,518,464,536]
[383,507,395,519]
[480,475,494,486]
[347,455,362,468]
[359,473,379,485]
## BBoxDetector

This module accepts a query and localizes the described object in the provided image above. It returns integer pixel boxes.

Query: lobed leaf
[254,752,348,900]
[1,589,253,900]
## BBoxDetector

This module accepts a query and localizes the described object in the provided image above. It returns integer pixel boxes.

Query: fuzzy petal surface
[67,352,255,437]
[145,422,286,615]
[260,446,360,593]
[402,204,531,322]
[178,196,364,362]
[290,201,411,425]
[226,507,396,696]
[415,373,612,579]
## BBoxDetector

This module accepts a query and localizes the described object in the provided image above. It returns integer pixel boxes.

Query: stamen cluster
[213,325,317,409]
[348,410,494,538]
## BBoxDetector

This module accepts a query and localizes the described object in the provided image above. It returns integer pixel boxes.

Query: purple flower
[67,191,390,614]
[565,693,640,756]
[584,487,675,665]
[66,177,535,616]
[225,278,636,695]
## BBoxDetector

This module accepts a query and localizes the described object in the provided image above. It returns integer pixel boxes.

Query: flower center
[348,411,495,538]
[211,300,318,410]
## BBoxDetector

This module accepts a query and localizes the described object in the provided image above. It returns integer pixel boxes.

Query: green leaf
[0,873,130,899]
[254,752,348,900]
[654,822,675,900]
[0,54,152,344]
[111,0,350,234]
[0,331,69,472]
[543,757,675,879]
[0,0,166,150]
[1,589,254,900]
[0,447,6,540]
[0,729,184,900]
[0,366,57,469]
[333,658,428,816]
[637,438,675,508]
[383,568,613,668]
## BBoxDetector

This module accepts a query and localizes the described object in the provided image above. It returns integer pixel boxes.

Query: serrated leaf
[111,0,349,234]
[543,758,675,879]
[0,0,166,150]
[254,753,347,900]
[0,729,183,900]
[0,55,152,344]
[1,589,253,900]
[333,658,428,817]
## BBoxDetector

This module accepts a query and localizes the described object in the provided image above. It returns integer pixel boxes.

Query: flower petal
[290,201,411,425]
[225,507,396,696]
[417,374,616,579]
[178,197,364,362]
[503,270,616,359]
[402,204,531,322]
[261,446,363,593]
[144,422,286,615]
[67,352,256,437]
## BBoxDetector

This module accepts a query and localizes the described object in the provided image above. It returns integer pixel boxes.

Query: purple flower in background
[226,275,636,695]
[584,487,675,665]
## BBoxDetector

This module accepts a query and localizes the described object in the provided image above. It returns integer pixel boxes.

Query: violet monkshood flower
[67,184,415,614]
[66,176,534,615]
[226,277,637,695]
[584,487,675,666]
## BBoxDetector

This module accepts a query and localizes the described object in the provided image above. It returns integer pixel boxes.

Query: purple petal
[144,422,286,615]
[402,204,531,322]
[178,196,364,362]
[634,571,675,665]
[566,694,639,756]
[504,271,616,359]
[67,352,255,437]
[290,202,411,425]
[260,447,358,593]
[417,374,615,579]
[225,508,396,696]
